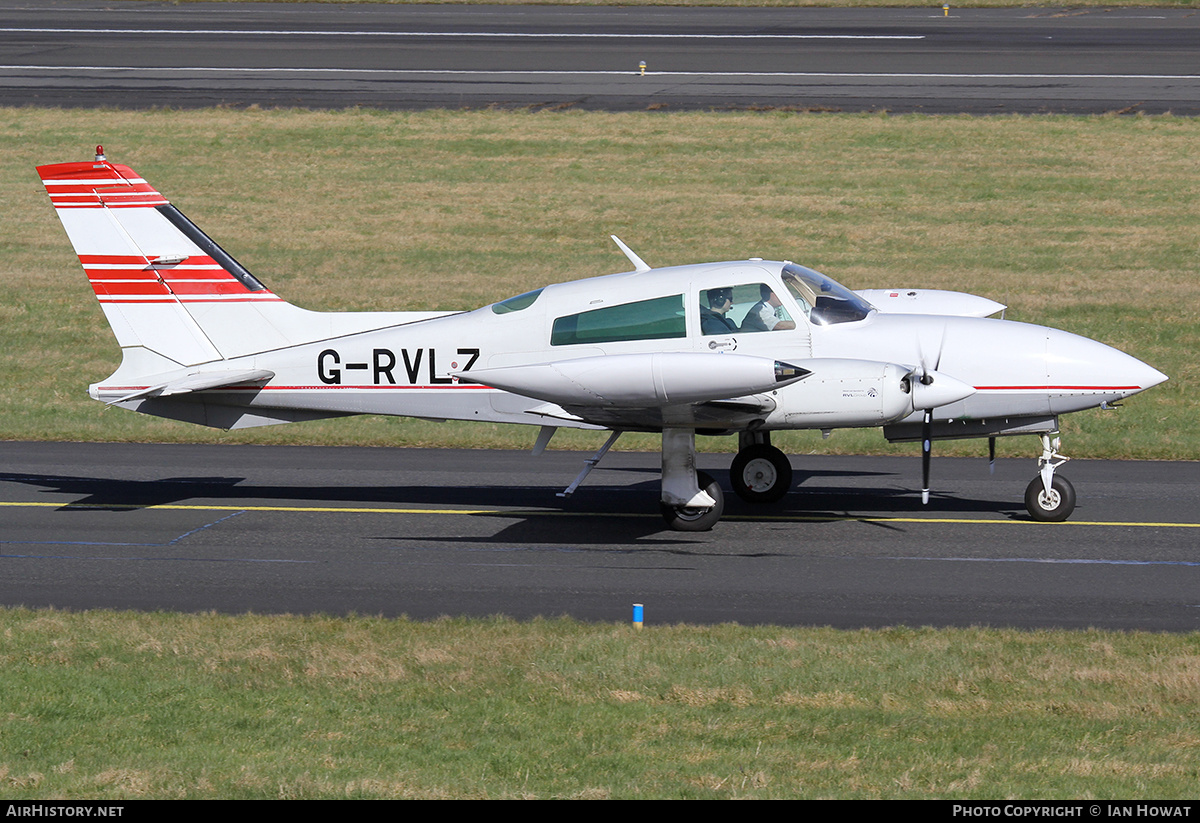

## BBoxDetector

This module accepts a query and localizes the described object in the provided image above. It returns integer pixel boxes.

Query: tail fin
[37,148,300,371]
[40,148,455,378]
[38,148,459,429]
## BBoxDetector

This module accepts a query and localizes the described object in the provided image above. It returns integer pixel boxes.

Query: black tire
[1024,475,1076,522]
[730,444,793,504]
[660,471,724,531]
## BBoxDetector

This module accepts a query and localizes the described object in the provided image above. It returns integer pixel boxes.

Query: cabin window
[551,294,686,346]
[492,288,544,314]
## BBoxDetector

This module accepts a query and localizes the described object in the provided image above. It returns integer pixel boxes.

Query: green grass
[3,108,1195,459]
[1,608,1198,799]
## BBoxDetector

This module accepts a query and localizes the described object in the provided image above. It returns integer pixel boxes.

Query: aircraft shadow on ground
[0,465,1027,539]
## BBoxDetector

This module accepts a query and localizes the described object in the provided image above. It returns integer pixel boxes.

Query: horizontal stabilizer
[105,369,274,405]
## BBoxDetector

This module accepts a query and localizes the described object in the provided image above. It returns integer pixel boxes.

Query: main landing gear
[1024,431,1075,522]
[659,428,725,531]
[660,471,725,532]
[729,432,792,504]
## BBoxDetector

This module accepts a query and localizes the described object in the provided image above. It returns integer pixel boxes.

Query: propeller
[922,407,933,504]
[914,327,947,506]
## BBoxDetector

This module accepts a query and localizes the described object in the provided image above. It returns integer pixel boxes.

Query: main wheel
[1024,475,1076,522]
[730,444,793,504]
[660,471,724,531]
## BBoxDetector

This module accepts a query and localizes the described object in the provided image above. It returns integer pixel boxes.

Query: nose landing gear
[1025,432,1075,522]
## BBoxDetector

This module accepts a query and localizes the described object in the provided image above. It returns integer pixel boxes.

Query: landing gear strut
[729,432,792,504]
[1024,431,1075,522]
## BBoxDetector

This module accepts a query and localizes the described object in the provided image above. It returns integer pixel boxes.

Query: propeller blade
[921,409,932,505]
[988,436,996,475]
[916,323,947,505]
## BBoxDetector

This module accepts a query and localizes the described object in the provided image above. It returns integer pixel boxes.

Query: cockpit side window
[781,264,873,326]
[700,283,796,335]
[551,294,685,346]
[492,288,544,314]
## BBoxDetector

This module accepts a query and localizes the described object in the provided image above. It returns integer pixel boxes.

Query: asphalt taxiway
[2,441,1197,630]
[4,2,1200,112]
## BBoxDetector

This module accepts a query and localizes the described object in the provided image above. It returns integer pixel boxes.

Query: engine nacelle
[770,358,974,428]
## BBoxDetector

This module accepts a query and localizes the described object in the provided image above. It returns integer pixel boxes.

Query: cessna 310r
[38,149,1167,530]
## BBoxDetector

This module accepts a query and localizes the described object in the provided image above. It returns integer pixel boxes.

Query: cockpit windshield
[781,263,874,326]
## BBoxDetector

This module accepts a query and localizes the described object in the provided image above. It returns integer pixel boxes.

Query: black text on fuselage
[317,347,480,386]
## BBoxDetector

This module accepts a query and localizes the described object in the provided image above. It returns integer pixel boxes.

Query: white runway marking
[4,65,1198,82]
[0,27,925,41]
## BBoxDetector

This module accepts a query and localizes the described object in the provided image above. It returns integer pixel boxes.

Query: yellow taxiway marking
[2,500,1198,528]
[727,515,1200,527]
[0,501,506,515]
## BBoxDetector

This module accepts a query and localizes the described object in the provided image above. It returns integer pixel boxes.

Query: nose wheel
[730,443,793,504]
[1025,474,1076,522]
[1024,432,1075,522]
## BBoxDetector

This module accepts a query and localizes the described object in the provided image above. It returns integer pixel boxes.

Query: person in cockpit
[700,287,738,335]
[741,284,797,332]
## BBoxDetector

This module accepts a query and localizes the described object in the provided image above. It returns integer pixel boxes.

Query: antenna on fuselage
[611,235,652,273]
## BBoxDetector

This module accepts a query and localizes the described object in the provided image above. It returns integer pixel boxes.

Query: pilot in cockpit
[742,284,797,332]
[700,287,738,335]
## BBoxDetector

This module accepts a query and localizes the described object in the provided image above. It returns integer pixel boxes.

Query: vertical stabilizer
[40,149,459,385]
[39,149,347,366]
[38,149,288,367]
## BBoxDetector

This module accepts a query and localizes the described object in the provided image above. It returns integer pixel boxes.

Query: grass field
[3,108,1193,459]
[1,609,1198,799]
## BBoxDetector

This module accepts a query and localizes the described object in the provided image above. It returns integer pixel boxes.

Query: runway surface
[4,1,1200,112]
[2,441,1198,630]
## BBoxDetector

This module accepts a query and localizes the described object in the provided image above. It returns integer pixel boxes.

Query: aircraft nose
[1125,359,1169,392]
[1045,327,1167,407]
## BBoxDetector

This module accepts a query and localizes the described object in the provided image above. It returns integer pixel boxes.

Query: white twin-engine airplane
[39,148,1167,530]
